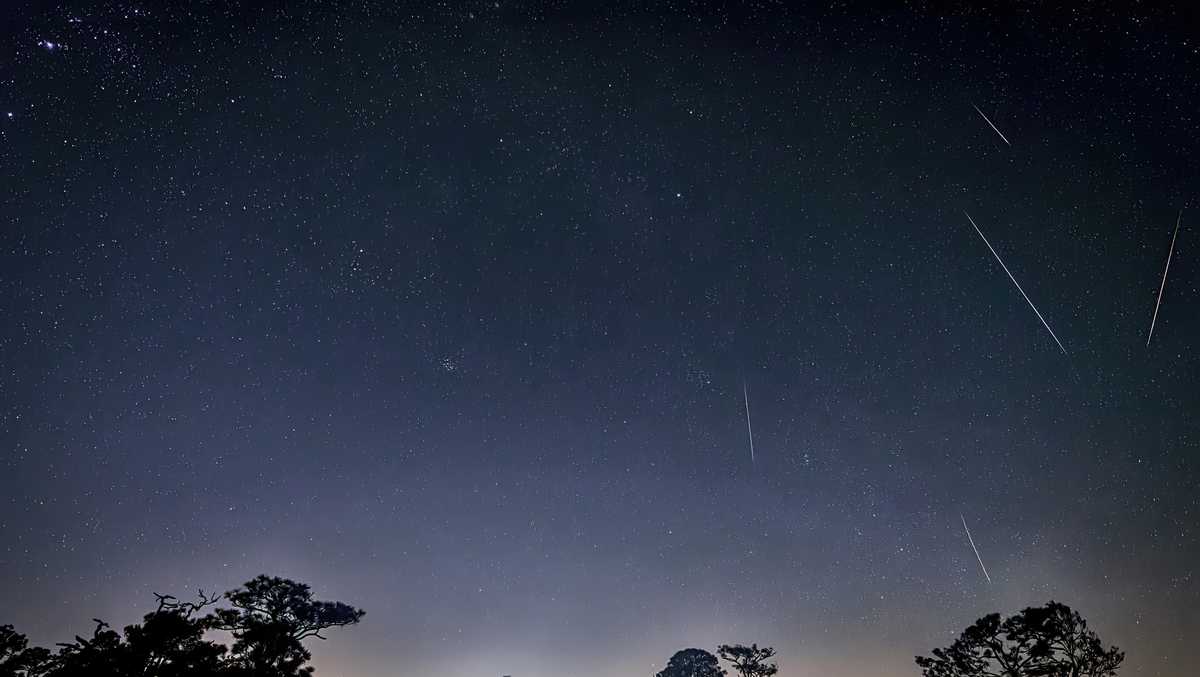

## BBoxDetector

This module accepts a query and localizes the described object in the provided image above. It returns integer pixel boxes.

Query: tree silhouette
[45,619,125,677]
[210,575,365,677]
[0,575,361,677]
[717,644,778,677]
[0,625,51,677]
[120,591,227,677]
[915,601,1124,677]
[656,648,727,677]
[43,590,226,677]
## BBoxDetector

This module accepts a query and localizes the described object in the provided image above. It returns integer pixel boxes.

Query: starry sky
[2,2,1198,676]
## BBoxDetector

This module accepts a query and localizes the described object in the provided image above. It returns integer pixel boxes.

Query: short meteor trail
[742,381,755,466]
[972,103,1012,146]
[1146,210,1183,346]
[964,211,1068,356]
[960,514,992,584]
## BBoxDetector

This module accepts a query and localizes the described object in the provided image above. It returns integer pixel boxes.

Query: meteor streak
[1146,210,1183,346]
[964,211,1068,355]
[742,381,755,466]
[960,514,992,584]
[972,103,1012,146]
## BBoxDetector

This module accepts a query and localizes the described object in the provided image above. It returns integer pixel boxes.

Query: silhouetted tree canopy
[717,644,778,677]
[45,591,227,677]
[656,648,727,677]
[915,601,1124,677]
[0,625,51,677]
[0,575,362,677]
[210,575,364,677]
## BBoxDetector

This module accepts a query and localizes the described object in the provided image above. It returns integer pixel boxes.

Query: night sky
[2,3,1199,676]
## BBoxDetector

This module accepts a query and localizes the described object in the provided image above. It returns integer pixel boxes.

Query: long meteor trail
[1146,210,1183,346]
[972,103,1012,146]
[964,211,1068,355]
[960,514,992,584]
[742,381,755,466]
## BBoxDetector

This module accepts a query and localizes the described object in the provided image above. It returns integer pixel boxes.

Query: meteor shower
[2,4,1196,677]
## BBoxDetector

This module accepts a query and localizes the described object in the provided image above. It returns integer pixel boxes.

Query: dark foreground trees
[717,644,778,677]
[0,575,363,677]
[213,575,365,677]
[916,601,1124,677]
[656,648,727,677]
[1,624,51,677]
[655,644,776,677]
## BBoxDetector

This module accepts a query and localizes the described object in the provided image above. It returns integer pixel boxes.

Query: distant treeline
[654,601,1122,677]
[2,580,1122,677]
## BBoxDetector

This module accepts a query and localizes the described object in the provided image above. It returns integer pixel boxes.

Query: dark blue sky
[2,2,1198,676]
